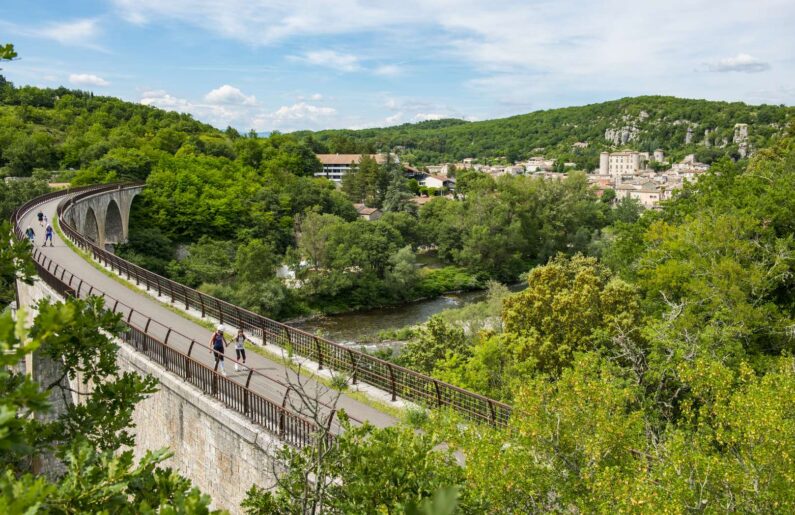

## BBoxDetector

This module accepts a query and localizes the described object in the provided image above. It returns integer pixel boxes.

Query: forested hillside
[0,79,639,319]
[299,96,794,168]
[240,124,795,513]
[0,75,246,182]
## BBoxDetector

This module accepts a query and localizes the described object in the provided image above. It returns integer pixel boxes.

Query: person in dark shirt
[209,324,228,376]
[44,224,54,247]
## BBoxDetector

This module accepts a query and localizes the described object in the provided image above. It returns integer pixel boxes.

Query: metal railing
[54,183,511,426]
[11,189,331,448]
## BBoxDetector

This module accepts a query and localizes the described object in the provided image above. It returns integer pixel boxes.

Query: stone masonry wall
[120,344,281,513]
[16,278,282,514]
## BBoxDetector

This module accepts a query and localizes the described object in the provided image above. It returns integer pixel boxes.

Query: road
[20,195,397,433]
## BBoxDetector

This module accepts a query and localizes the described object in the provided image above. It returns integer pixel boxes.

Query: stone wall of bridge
[64,185,143,249]
[16,277,281,514]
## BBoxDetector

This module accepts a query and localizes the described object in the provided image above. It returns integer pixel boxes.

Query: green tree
[243,417,468,514]
[501,254,642,374]
[399,316,469,375]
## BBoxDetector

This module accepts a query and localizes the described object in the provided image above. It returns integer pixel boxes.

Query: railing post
[112,300,119,313]
[212,359,218,395]
[183,285,189,310]
[244,369,254,414]
[199,294,205,318]
[156,275,161,297]
[433,380,442,408]
[347,349,358,384]
[144,318,152,334]
[388,365,397,402]
[489,400,496,426]
[279,388,289,436]
[325,409,336,434]
[169,281,175,303]
[164,328,172,345]
[314,337,323,370]
[185,341,195,381]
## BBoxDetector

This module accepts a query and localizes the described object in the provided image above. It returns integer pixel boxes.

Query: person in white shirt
[234,328,248,371]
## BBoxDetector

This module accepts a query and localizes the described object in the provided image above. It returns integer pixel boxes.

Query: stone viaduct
[63,184,143,248]
[12,183,511,512]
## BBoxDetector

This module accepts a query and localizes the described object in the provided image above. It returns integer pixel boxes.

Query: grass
[404,406,430,428]
[54,217,407,420]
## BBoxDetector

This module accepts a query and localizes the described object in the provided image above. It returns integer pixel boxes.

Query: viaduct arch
[66,184,143,249]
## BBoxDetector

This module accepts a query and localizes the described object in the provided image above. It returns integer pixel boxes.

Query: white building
[420,175,455,190]
[615,181,665,209]
[525,157,554,172]
[314,153,394,182]
[599,151,645,178]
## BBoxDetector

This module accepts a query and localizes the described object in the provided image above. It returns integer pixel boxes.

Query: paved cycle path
[21,195,397,431]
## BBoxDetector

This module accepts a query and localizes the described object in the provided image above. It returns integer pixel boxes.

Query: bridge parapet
[26,183,512,428]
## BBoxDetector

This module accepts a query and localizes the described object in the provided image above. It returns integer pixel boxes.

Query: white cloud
[310,93,323,101]
[138,88,339,132]
[385,112,403,125]
[254,102,337,129]
[33,19,105,50]
[111,0,795,112]
[69,73,111,87]
[374,64,401,77]
[204,84,257,105]
[139,89,193,111]
[414,113,444,121]
[294,50,361,72]
[705,53,771,73]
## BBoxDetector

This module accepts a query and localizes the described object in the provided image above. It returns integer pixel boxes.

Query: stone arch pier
[65,185,143,250]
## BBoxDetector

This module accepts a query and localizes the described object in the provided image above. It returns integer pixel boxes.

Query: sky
[2,0,794,132]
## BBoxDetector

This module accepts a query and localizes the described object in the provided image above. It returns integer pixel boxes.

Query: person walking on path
[44,224,54,247]
[233,328,248,371]
[37,211,44,226]
[209,324,228,376]
[25,226,36,245]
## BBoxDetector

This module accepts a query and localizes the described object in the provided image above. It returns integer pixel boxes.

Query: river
[292,289,488,345]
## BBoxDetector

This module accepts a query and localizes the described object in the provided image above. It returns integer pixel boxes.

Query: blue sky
[2,0,794,132]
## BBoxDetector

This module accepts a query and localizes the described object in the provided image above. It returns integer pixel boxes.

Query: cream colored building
[599,151,645,177]
[615,181,665,208]
[314,153,394,182]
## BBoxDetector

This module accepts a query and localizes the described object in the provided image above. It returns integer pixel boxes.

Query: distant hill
[297,96,794,169]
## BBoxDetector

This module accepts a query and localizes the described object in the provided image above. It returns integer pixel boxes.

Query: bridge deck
[21,195,397,432]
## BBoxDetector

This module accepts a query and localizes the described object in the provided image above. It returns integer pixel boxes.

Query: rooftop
[316,153,389,165]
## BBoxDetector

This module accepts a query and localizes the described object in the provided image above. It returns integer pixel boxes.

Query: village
[312,124,755,215]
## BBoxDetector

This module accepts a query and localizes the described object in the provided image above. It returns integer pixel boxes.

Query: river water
[292,290,487,345]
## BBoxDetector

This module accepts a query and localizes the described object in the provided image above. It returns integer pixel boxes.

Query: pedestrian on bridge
[25,226,36,245]
[234,328,248,372]
[44,224,54,247]
[37,211,44,226]
[210,325,228,376]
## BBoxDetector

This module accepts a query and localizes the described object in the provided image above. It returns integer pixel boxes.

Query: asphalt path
[20,195,397,433]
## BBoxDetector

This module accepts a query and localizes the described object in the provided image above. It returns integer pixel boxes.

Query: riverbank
[293,281,525,346]
[292,289,488,343]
